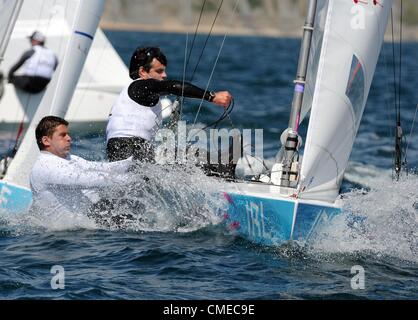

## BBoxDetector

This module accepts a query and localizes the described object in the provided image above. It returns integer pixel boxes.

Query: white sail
[299,0,393,202]
[4,0,105,188]
[0,0,23,63]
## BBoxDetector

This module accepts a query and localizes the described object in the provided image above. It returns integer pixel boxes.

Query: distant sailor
[106,46,233,162]
[8,31,58,94]
[30,116,134,218]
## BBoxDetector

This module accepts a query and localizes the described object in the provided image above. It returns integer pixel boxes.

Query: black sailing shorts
[106,136,155,163]
[9,75,50,94]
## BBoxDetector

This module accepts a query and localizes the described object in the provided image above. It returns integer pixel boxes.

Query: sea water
[0,32,417,299]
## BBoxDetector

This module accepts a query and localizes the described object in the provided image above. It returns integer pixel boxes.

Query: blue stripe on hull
[0,181,32,214]
[224,193,341,246]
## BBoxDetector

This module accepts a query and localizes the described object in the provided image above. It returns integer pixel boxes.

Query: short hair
[35,116,68,150]
[129,47,167,80]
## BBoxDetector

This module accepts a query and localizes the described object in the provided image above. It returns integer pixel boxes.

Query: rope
[191,0,240,131]
[166,0,211,126]
[382,30,394,156]
[184,0,207,78]
[188,0,224,83]
[398,0,403,125]
[166,0,241,164]
[390,4,405,180]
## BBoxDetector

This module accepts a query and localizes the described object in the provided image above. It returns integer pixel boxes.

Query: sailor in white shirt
[30,116,134,219]
[106,46,233,162]
[8,31,58,94]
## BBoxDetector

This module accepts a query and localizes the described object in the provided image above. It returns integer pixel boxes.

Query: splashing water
[92,162,227,232]
[0,162,227,234]
[310,167,418,263]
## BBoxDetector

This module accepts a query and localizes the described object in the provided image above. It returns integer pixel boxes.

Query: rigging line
[398,0,403,126]
[390,9,399,176]
[179,30,190,119]
[186,99,234,157]
[184,0,207,77]
[382,39,394,145]
[164,33,189,129]
[387,9,397,174]
[188,0,224,83]
[175,1,205,119]
[395,1,405,178]
[390,10,398,115]
[398,0,407,162]
[404,104,418,165]
[190,32,226,130]
[201,98,234,131]
[166,0,208,123]
[190,0,240,133]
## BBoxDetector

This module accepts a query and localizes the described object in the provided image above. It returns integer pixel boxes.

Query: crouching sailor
[29,116,134,220]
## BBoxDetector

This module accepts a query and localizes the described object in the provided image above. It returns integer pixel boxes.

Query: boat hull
[223,183,341,246]
[0,179,341,246]
[0,180,32,214]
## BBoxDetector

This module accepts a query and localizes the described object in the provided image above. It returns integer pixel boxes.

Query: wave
[310,166,418,263]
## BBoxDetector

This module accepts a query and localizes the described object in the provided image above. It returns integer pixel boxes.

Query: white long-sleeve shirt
[30,151,133,217]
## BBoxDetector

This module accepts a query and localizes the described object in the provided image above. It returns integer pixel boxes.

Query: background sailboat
[0,0,128,126]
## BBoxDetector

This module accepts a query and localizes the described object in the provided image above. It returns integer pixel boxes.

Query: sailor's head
[129,46,167,81]
[36,116,72,159]
[28,31,46,46]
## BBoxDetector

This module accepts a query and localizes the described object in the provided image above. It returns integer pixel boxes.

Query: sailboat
[221,0,394,245]
[0,0,395,249]
[0,0,107,214]
[0,0,128,126]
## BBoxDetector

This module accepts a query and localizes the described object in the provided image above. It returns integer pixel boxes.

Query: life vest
[106,80,163,142]
[21,45,57,79]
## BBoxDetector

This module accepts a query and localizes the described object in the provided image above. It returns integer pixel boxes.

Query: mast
[49,0,105,117]
[279,0,317,187]
[0,0,24,65]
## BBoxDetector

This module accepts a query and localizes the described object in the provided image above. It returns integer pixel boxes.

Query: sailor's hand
[212,91,232,108]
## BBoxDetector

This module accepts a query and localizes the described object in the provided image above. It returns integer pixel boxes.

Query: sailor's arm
[128,79,232,108]
[7,49,35,81]
[31,157,133,189]
[73,156,133,174]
